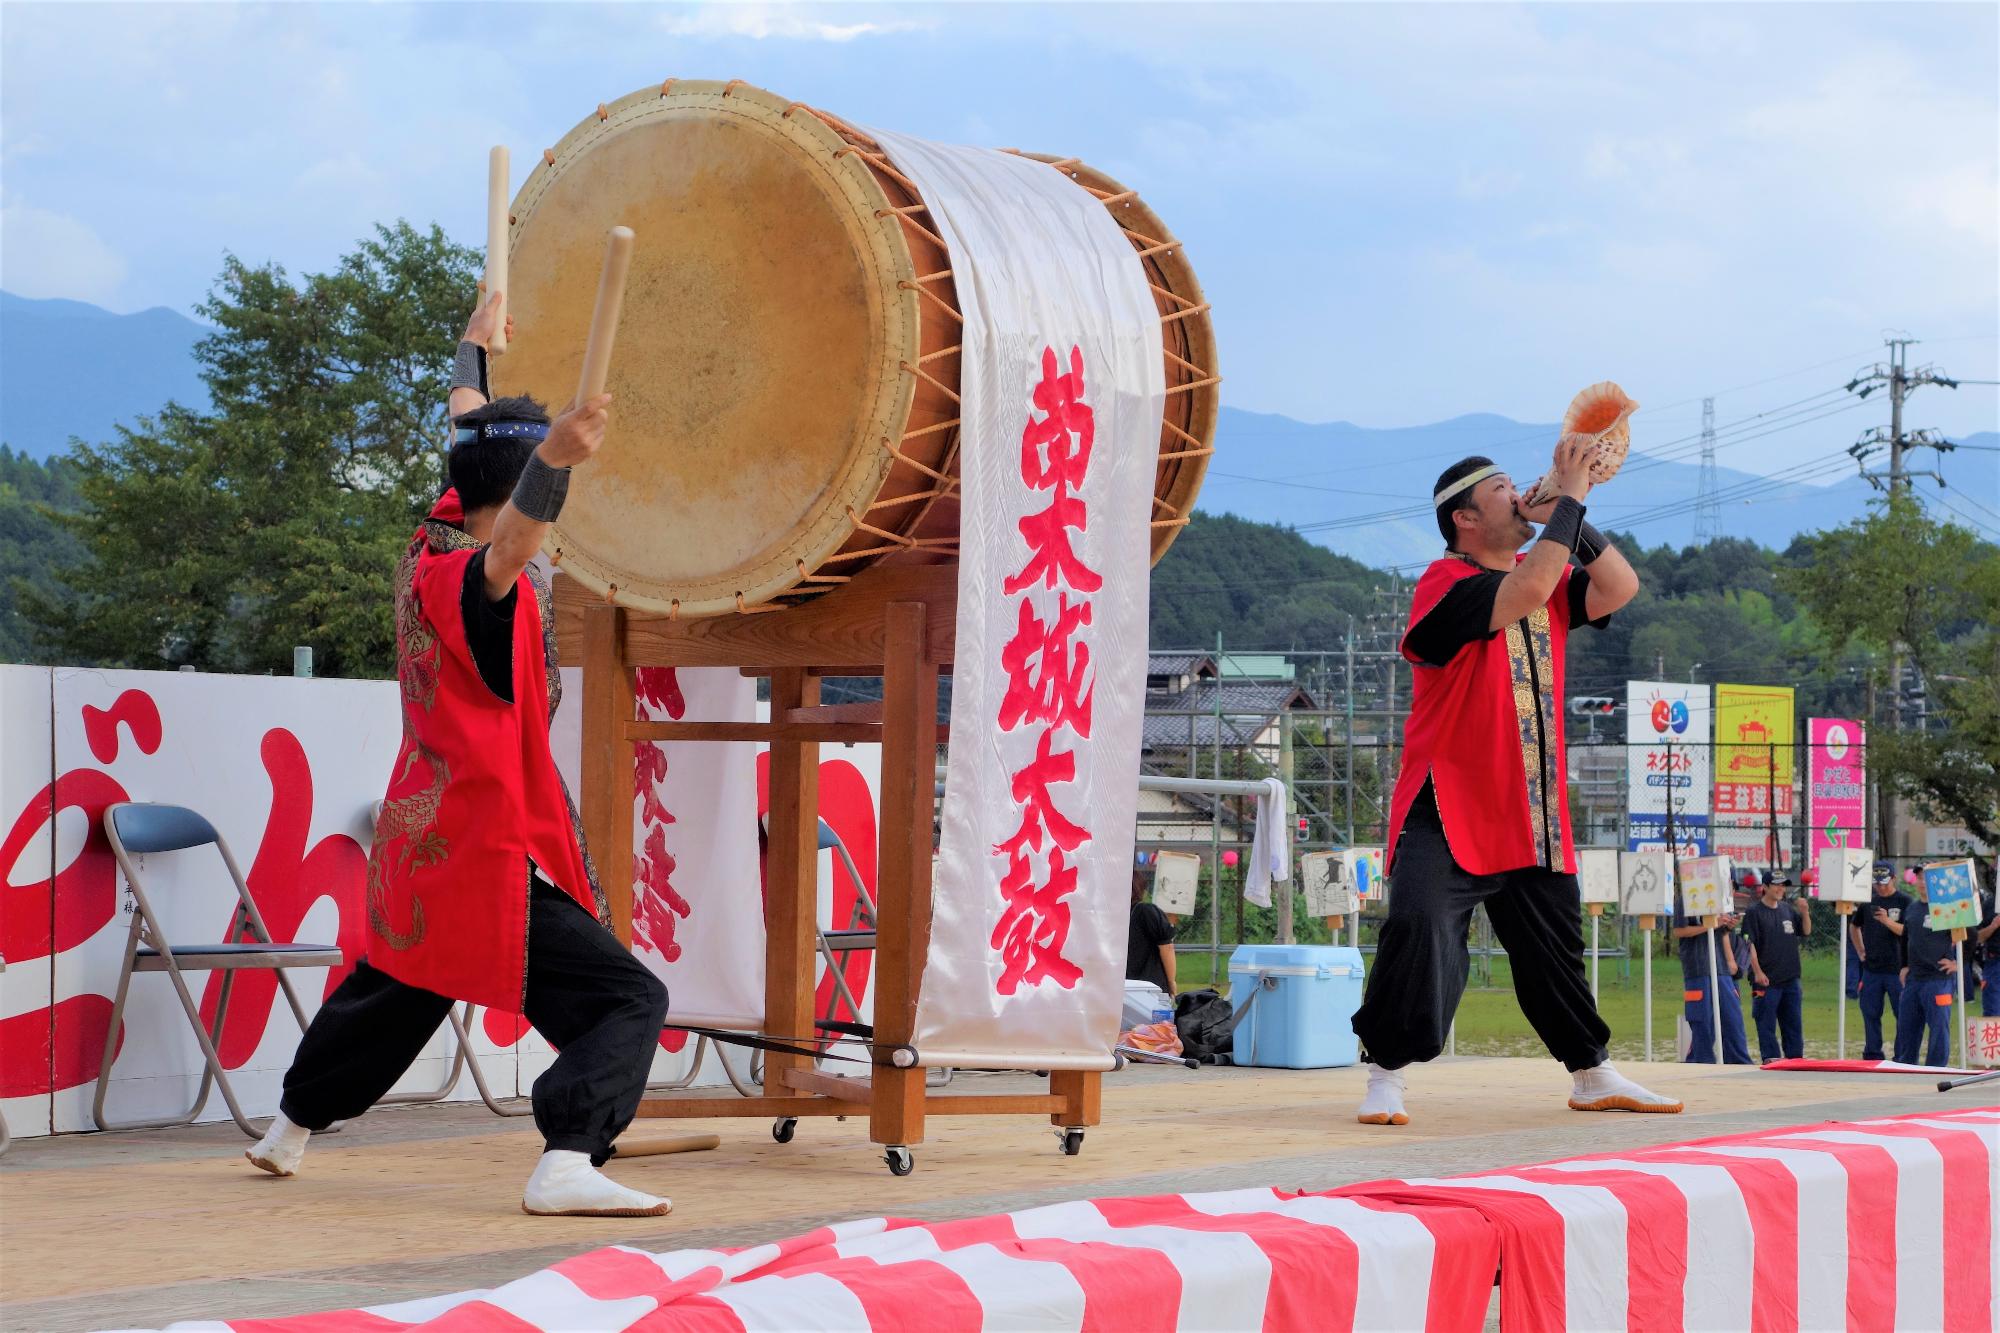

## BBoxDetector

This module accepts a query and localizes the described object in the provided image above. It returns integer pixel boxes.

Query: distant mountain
[1202,407,1999,561]
[0,292,209,458]
[2,289,1991,553]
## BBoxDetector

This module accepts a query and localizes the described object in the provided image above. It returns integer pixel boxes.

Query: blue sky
[3,2,1994,470]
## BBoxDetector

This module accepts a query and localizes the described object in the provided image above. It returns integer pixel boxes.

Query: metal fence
[1131,717,1969,977]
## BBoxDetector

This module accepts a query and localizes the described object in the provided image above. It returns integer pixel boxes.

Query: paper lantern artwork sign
[1970,1017,2000,1069]
[1620,849,1673,916]
[1678,855,1733,918]
[1149,851,1201,918]
[1921,859,1981,932]
[1577,848,1621,905]
[1816,846,1875,905]
[1342,847,1385,901]
[1300,851,1354,918]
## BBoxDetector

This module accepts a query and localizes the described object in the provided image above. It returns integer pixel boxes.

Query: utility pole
[1845,335,1960,860]
[1344,615,1356,843]
[1846,337,1960,494]
[1278,710,1295,944]
[1694,396,1720,545]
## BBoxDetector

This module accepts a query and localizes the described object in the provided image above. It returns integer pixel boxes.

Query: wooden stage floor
[1,1057,1983,1331]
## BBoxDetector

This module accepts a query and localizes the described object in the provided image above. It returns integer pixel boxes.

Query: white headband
[1433,463,1502,508]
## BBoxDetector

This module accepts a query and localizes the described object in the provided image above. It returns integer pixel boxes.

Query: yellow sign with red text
[1713,684,1796,869]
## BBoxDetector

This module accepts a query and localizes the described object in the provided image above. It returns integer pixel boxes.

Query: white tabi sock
[1569,1060,1684,1113]
[1355,1062,1409,1126]
[246,1111,311,1176]
[522,1149,672,1218]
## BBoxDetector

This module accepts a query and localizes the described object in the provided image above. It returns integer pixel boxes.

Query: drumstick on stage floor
[485,145,510,355]
[607,1132,721,1159]
[577,226,635,406]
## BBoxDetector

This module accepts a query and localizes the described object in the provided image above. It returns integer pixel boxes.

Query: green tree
[1783,494,2000,847]
[23,222,479,677]
[0,447,84,662]
[1150,512,1379,649]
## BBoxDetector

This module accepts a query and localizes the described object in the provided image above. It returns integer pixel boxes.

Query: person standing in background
[1893,873,1960,1067]
[1852,863,1910,1060]
[1973,861,2000,1018]
[1743,870,1811,1061]
[1674,903,1753,1065]
[1126,868,1178,998]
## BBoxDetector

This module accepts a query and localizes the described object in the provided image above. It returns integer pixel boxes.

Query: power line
[1291,394,1867,534]
[1214,347,1883,486]
[1611,453,1857,531]
[1922,489,2000,538]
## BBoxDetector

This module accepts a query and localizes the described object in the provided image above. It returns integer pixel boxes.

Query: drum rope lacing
[541,87,1218,611]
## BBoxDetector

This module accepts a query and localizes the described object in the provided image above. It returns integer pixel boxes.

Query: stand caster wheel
[884,1145,915,1176]
[772,1117,797,1144]
[1058,1127,1085,1156]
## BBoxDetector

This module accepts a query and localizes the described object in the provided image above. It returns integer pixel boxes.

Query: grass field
[1175,947,1984,1063]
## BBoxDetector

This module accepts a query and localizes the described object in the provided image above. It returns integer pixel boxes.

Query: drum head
[497,83,919,616]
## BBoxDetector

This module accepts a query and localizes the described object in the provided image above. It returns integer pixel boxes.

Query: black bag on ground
[1174,988,1239,1064]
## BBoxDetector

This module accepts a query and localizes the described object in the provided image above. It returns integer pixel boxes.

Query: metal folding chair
[817,818,877,1029]
[94,802,345,1138]
[811,819,951,1090]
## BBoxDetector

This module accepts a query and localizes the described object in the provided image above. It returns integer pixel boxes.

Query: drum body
[496,80,1217,617]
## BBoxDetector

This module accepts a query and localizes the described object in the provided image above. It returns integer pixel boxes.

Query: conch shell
[1523,381,1639,503]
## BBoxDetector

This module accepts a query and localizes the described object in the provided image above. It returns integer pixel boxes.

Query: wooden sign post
[1640,913,1656,1061]
[1587,903,1605,1001]
[1576,848,1619,1002]
[1703,916,1724,1060]
[1835,900,1855,1058]
[1955,930,1970,1070]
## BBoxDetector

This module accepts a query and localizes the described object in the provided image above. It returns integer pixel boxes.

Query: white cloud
[0,203,128,304]
[657,5,931,43]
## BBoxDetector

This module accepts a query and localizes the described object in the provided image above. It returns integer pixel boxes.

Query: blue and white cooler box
[1226,944,1365,1068]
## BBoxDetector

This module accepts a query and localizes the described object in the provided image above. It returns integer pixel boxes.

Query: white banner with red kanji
[549,666,765,1032]
[872,131,1163,1069]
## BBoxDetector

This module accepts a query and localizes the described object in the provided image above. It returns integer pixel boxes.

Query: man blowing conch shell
[1350,421,1683,1125]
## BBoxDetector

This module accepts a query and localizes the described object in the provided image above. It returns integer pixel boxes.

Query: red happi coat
[365,490,605,1010]
[1385,555,1580,877]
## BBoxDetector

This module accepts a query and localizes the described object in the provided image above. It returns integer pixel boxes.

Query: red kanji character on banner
[1004,346,1102,596]
[1020,344,1094,492]
[995,729,1090,857]
[990,843,1085,995]
[997,592,1094,737]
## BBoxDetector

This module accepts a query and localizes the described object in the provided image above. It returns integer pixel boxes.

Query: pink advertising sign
[1806,717,1867,865]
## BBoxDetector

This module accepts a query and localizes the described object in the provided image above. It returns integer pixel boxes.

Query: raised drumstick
[485,146,510,355]
[576,226,635,406]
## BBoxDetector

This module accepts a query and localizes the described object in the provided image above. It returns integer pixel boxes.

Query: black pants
[1351,790,1610,1072]
[280,879,668,1164]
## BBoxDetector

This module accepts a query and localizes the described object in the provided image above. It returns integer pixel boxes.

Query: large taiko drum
[496,79,1218,618]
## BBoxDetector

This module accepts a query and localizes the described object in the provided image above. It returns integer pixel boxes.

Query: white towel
[1243,776,1291,907]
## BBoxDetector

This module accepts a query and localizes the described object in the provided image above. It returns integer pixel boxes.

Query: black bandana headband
[452,420,550,447]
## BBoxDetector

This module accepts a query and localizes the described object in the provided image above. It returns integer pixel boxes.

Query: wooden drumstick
[576,225,635,408]
[485,145,509,355]
[608,1131,721,1159]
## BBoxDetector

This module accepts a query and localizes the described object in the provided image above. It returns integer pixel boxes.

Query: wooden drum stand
[556,565,1101,1175]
